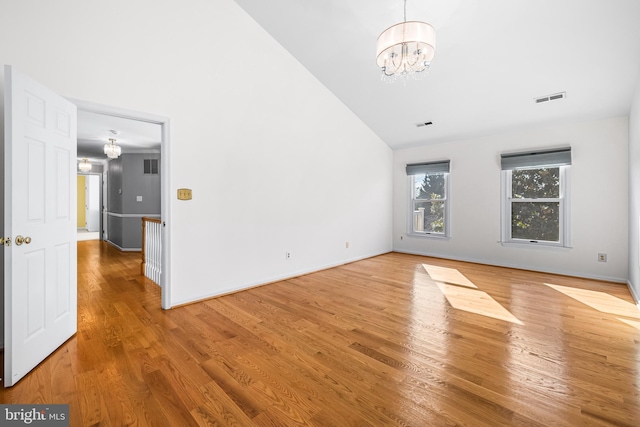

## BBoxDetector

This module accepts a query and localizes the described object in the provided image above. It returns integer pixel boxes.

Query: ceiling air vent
[416,121,433,127]
[535,92,566,104]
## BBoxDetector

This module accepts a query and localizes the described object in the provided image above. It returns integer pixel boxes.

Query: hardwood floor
[2,241,640,426]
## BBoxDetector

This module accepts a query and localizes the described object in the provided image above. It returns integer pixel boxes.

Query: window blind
[406,160,450,175]
[501,148,571,170]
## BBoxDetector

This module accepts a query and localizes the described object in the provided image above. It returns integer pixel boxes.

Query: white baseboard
[393,249,628,284]
[170,250,391,308]
[106,240,141,252]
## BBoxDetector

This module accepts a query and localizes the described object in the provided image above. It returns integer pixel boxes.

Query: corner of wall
[628,64,640,306]
[627,280,640,308]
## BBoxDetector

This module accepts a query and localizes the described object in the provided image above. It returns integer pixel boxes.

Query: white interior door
[86,174,100,232]
[3,65,77,387]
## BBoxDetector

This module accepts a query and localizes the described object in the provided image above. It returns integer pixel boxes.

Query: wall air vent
[144,159,159,174]
[535,92,566,104]
[416,121,433,127]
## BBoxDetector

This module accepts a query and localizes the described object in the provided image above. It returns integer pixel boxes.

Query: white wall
[628,69,640,303]
[0,0,392,307]
[394,117,629,282]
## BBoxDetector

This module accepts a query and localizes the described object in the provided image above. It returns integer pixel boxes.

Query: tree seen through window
[413,173,445,234]
[510,167,560,241]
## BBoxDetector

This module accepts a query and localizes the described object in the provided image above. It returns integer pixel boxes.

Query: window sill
[408,233,450,240]
[500,241,572,250]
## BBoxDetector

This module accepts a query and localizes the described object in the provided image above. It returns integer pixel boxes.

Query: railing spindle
[141,217,162,285]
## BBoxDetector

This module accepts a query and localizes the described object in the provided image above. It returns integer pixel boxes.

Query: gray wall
[107,153,161,250]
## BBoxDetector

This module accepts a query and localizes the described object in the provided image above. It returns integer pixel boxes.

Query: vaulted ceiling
[233,0,640,149]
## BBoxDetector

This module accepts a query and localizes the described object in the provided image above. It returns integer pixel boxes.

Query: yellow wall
[77,175,86,228]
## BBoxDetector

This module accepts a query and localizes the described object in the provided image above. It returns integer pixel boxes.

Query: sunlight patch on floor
[617,318,640,330]
[422,264,523,325]
[544,283,640,320]
[435,282,524,325]
[422,264,477,288]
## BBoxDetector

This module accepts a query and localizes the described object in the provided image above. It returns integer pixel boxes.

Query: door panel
[27,139,46,221]
[25,250,46,339]
[54,148,71,219]
[4,65,77,387]
[54,243,71,318]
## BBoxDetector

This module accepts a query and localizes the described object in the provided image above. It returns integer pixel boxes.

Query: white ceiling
[233,0,640,149]
[77,110,161,161]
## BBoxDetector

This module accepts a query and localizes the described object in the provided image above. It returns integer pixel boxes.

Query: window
[501,148,571,246]
[406,161,450,237]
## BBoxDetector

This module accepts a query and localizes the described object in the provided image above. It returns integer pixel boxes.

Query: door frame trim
[70,99,172,309]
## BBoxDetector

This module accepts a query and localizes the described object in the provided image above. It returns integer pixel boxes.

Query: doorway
[72,99,172,309]
[2,67,172,387]
[77,173,101,241]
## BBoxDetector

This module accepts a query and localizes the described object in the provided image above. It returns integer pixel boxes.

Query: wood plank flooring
[2,241,640,426]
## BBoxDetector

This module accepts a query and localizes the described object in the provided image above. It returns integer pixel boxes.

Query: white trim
[407,172,451,238]
[70,98,172,309]
[394,249,627,284]
[563,166,572,246]
[123,149,161,154]
[500,241,573,250]
[107,212,161,218]
[106,240,142,252]
[407,233,451,240]
[501,165,571,248]
[160,120,171,309]
[170,250,391,307]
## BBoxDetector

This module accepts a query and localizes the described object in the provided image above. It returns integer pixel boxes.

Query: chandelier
[78,158,92,172]
[376,0,436,82]
[104,138,122,159]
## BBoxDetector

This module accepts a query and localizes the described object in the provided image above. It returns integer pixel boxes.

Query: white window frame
[408,172,451,238]
[501,165,571,247]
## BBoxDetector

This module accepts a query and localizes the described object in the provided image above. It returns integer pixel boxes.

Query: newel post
[141,217,147,275]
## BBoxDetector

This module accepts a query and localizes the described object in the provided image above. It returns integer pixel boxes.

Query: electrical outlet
[286,252,291,260]
[598,253,607,262]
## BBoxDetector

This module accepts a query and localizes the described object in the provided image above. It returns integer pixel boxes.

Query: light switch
[136,196,143,202]
[177,188,192,200]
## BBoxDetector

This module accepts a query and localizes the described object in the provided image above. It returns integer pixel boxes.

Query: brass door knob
[15,235,24,245]
[24,236,31,244]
